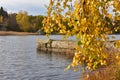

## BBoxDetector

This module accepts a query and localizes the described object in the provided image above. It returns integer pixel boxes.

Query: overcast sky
[0,0,50,15]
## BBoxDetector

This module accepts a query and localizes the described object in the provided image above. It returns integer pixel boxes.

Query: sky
[0,0,50,15]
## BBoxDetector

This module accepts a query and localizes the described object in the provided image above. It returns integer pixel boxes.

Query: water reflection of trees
[36,50,73,61]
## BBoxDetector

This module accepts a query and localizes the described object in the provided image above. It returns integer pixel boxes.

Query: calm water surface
[0,35,81,80]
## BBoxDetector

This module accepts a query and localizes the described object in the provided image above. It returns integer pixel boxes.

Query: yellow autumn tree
[16,11,30,32]
[43,0,120,72]
[0,15,3,23]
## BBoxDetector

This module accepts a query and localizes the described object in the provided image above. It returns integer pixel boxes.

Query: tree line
[0,6,44,32]
[0,6,119,34]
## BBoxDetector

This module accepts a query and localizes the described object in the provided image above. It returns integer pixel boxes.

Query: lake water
[0,35,120,80]
[0,35,81,80]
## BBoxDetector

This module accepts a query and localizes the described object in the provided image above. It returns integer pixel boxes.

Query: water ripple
[0,36,81,80]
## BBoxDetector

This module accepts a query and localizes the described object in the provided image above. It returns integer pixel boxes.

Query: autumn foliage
[43,0,120,73]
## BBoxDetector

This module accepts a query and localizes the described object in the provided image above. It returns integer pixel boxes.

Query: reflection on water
[0,35,81,80]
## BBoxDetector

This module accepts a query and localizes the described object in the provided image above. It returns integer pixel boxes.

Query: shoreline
[0,31,39,36]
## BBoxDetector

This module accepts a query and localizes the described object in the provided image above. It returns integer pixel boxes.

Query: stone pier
[36,39,120,55]
[36,39,76,54]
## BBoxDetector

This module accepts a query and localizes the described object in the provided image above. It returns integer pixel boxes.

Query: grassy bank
[82,44,120,80]
[0,31,39,35]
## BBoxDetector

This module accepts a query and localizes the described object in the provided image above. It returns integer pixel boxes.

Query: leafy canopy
[43,0,120,71]
[16,11,30,32]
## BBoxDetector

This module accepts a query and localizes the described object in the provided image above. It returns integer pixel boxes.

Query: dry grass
[82,63,120,80]
[82,65,118,80]
[82,46,120,80]
[0,31,38,35]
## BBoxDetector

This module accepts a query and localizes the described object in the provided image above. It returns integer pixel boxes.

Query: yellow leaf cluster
[43,0,120,71]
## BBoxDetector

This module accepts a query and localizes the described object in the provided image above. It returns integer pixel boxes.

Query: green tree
[35,15,44,31]
[43,0,120,72]
[0,6,9,30]
[28,15,44,32]
[0,6,8,19]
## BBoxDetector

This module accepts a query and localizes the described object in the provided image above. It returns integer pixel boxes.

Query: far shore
[0,31,39,36]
